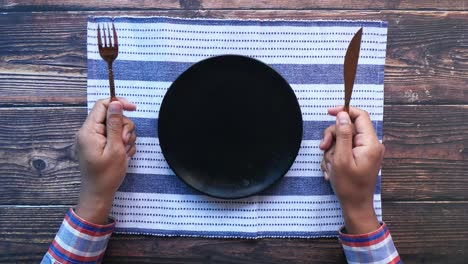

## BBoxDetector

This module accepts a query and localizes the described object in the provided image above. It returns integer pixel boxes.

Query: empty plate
[158,55,302,199]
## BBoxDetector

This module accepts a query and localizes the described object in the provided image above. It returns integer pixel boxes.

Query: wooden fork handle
[107,62,118,102]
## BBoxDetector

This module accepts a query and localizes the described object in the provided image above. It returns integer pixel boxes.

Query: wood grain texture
[381,105,468,201]
[0,2,467,262]
[1,202,467,263]
[0,105,466,205]
[0,107,83,205]
[0,0,467,11]
[0,10,467,106]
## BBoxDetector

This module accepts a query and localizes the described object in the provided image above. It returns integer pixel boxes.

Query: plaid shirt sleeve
[339,222,401,264]
[41,208,115,264]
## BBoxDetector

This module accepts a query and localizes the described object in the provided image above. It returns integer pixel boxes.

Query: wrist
[341,203,380,234]
[76,191,114,225]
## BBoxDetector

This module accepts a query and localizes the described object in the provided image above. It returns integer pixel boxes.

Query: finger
[320,124,357,151]
[105,101,125,151]
[320,159,327,172]
[107,97,137,111]
[127,132,137,146]
[122,117,135,144]
[328,106,367,121]
[329,106,377,143]
[87,99,109,124]
[126,145,137,158]
[116,97,137,111]
[324,145,334,163]
[320,125,336,151]
[323,145,335,180]
[87,98,136,125]
[334,111,355,167]
[327,106,346,115]
[95,123,106,136]
[320,160,330,181]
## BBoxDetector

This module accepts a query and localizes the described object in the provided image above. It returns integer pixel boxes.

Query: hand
[319,106,384,234]
[75,98,137,224]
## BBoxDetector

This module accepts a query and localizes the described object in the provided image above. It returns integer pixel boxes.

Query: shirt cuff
[46,208,115,264]
[339,222,401,264]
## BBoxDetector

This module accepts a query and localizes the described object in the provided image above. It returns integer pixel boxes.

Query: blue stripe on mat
[132,118,383,140]
[119,173,381,195]
[89,16,387,28]
[87,59,384,85]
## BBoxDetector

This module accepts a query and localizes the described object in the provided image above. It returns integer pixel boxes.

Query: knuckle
[97,124,106,135]
[75,130,85,144]
[111,147,126,159]
[129,147,137,157]
[367,144,384,160]
[96,98,107,106]
[107,116,121,128]
[357,108,369,117]
[334,156,347,167]
[338,125,353,137]
[374,142,384,152]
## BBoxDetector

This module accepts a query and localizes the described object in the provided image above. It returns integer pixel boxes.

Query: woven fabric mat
[87,16,387,238]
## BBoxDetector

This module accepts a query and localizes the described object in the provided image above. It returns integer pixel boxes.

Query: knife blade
[343,28,363,113]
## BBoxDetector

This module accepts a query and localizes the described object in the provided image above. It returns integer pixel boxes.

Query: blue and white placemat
[87,16,387,238]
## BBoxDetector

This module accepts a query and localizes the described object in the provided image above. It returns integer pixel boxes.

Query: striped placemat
[86,16,387,238]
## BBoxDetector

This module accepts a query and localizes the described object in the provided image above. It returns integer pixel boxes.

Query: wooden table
[1,1,467,263]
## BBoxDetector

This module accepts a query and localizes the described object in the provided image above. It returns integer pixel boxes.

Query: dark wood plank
[0,107,83,205]
[381,105,468,201]
[0,0,466,11]
[0,10,467,106]
[0,105,466,205]
[1,202,467,263]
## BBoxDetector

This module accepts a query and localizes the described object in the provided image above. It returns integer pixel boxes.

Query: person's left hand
[75,98,137,224]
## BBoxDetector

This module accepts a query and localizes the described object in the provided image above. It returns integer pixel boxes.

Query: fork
[97,23,119,102]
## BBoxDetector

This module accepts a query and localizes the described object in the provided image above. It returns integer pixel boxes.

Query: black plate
[158,55,302,199]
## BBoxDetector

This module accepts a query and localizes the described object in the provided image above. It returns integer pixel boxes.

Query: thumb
[334,111,354,165]
[106,101,124,150]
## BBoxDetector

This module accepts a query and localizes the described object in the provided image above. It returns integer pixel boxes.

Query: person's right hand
[319,106,385,234]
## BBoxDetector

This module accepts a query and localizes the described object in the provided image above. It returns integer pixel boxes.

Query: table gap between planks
[0,1,467,263]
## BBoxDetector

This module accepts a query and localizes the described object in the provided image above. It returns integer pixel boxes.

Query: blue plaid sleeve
[41,208,115,264]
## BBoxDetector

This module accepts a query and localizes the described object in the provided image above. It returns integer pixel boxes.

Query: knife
[343,28,363,113]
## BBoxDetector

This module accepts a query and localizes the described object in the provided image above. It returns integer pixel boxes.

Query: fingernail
[326,162,332,172]
[125,144,131,152]
[109,102,123,114]
[338,112,350,125]
[323,171,329,180]
[125,132,131,143]
[321,133,328,146]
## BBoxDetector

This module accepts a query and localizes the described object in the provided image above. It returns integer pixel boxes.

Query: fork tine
[97,24,102,48]
[107,24,112,47]
[103,24,107,47]
[112,23,118,48]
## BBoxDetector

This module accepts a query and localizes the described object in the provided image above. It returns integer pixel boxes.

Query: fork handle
[107,63,118,102]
